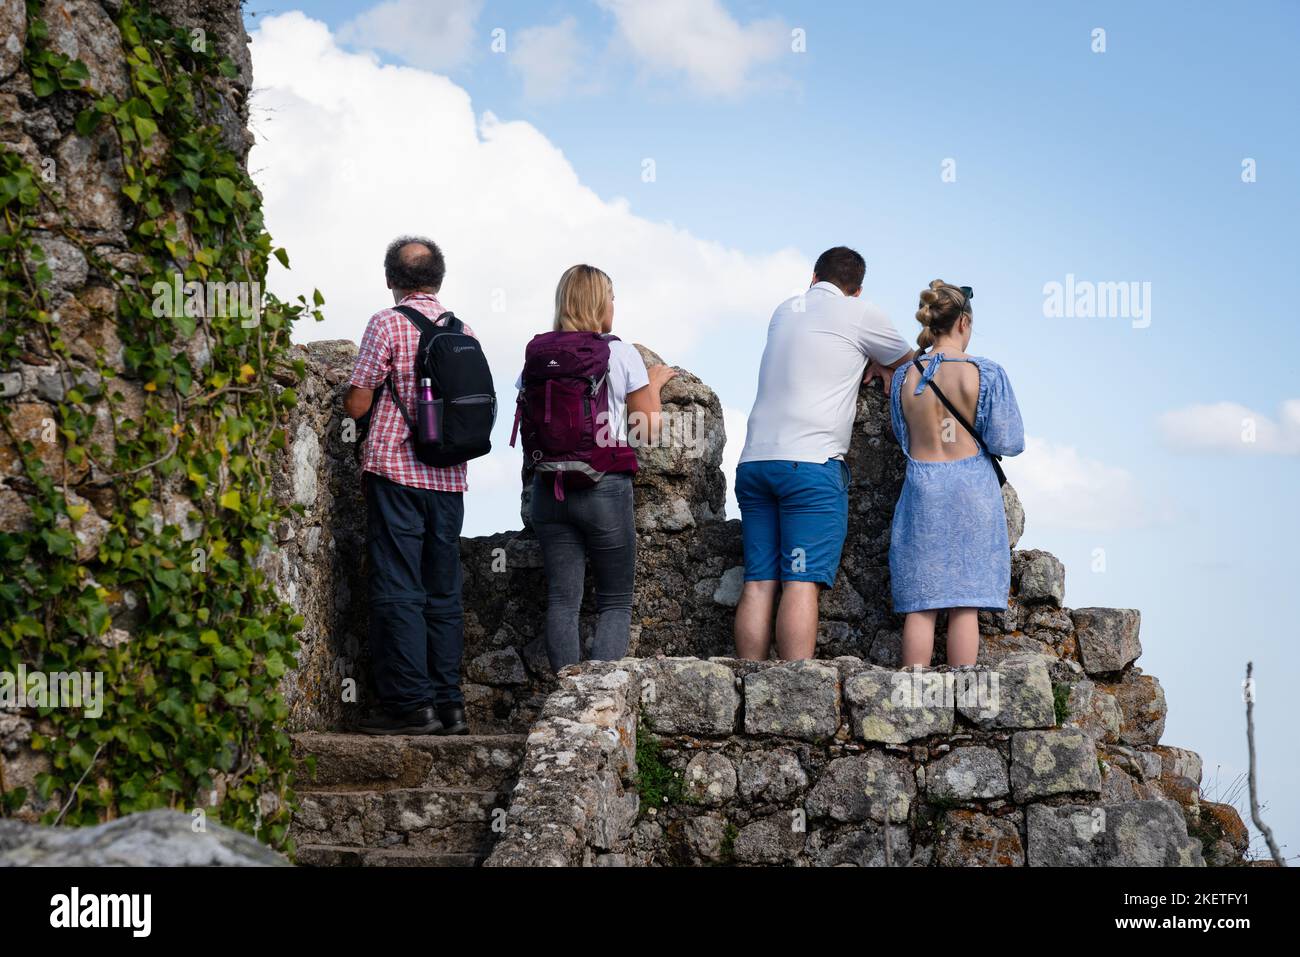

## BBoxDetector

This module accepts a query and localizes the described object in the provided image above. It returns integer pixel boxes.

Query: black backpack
[377,305,496,468]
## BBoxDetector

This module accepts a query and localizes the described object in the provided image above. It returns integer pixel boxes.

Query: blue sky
[245,0,1299,858]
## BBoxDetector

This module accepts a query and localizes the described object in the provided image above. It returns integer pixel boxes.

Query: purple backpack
[510,331,639,500]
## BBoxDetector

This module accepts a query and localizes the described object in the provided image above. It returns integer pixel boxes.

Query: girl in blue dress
[889,280,1024,667]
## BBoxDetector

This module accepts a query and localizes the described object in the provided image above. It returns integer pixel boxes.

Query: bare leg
[901,610,938,667]
[735,580,779,660]
[775,581,820,660]
[945,607,980,666]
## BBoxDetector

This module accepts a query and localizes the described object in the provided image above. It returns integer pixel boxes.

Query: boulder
[0,810,289,866]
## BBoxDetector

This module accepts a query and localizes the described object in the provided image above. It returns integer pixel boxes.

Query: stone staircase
[289,732,527,866]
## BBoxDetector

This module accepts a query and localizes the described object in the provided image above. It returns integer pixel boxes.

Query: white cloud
[595,0,788,96]
[337,0,483,72]
[1158,400,1300,455]
[1010,435,1164,532]
[720,404,749,519]
[248,13,808,534]
[511,17,587,100]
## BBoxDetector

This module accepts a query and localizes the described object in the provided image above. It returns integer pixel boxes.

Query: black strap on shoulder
[912,355,1007,486]
[393,304,438,336]
[394,305,467,336]
[383,305,446,431]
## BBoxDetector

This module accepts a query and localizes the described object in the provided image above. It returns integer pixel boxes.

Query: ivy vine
[0,0,323,849]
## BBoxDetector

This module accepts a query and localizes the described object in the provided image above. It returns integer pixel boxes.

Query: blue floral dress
[888,353,1024,613]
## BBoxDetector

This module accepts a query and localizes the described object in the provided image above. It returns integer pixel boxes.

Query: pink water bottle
[417,377,439,443]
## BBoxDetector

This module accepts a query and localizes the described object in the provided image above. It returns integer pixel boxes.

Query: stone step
[292,732,526,793]
[291,787,508,854]
[295,843,484,867]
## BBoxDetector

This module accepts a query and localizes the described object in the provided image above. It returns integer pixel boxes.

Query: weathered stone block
[956,653,1055,730]
[1064,679,1121,743]
[733,812,805,864]
[640,658,738,736]
[1026,800,1205,866]
[1072,607,1142,674]
[743,659,840,741]
[1010,729,1101,800]
[844,666,953,743]
[807,824,911,867]
[933,809,1025,866]
[806,752,914,824]
[682,752,737,806]
[1015,550,1065,605]
[0,0,26,82]
[1002,483,1025,549]
[927,746,1010,802]
[1109,671,1167,746]
[1152,745,1203,787]
[467,648,528,687]
[680,814,728,863]
[712,566,744,607]
[737,748,808,804]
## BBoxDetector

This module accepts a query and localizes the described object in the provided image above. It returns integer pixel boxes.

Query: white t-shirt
[516,338,650,443]
[738,281,910,465]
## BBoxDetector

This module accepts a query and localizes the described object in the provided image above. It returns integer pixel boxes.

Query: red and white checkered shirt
[350,292,475,491]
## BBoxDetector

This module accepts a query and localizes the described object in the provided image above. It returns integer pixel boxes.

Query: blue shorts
[735,459,850,587]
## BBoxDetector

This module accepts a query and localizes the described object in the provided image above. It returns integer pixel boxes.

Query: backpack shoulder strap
[385,305,441,430]
[434,311,464,334]
[392,304,438,336]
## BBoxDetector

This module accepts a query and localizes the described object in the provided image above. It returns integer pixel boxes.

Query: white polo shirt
[738,281,910,465]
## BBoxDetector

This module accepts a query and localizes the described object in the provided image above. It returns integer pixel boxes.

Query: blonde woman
[889,280,1024,667]
[511,265,676,670]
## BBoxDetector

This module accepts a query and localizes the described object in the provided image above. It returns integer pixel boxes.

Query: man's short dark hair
[813,246,866,295]
[384,236,445,292]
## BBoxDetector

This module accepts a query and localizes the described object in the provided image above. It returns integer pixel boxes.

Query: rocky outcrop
[0,809,289,866]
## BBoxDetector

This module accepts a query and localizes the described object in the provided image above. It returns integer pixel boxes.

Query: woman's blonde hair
[915,279,971,351]
[553,264,613,333]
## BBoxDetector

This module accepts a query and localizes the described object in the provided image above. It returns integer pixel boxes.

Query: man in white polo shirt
[734,246,913,661]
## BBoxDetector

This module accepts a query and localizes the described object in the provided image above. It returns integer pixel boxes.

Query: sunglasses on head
[956,285,973,314]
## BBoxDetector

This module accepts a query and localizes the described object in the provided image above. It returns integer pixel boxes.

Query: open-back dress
[888,353,1025,613]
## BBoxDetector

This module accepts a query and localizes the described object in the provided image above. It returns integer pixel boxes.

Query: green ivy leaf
[213,178,236,206]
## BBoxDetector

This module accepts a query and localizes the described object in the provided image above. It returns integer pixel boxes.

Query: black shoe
[435,704,469,736]
[358,705,442,736]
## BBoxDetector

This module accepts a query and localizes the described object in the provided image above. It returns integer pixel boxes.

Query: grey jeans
[530,472,636,671]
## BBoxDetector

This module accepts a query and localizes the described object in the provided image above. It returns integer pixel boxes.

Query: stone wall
[485,655,1235,867]
[0,0,254,821]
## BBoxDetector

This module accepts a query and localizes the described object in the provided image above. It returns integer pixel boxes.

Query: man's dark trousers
[364,472,465,714]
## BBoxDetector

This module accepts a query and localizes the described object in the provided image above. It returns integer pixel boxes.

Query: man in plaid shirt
[344,237,474,736]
